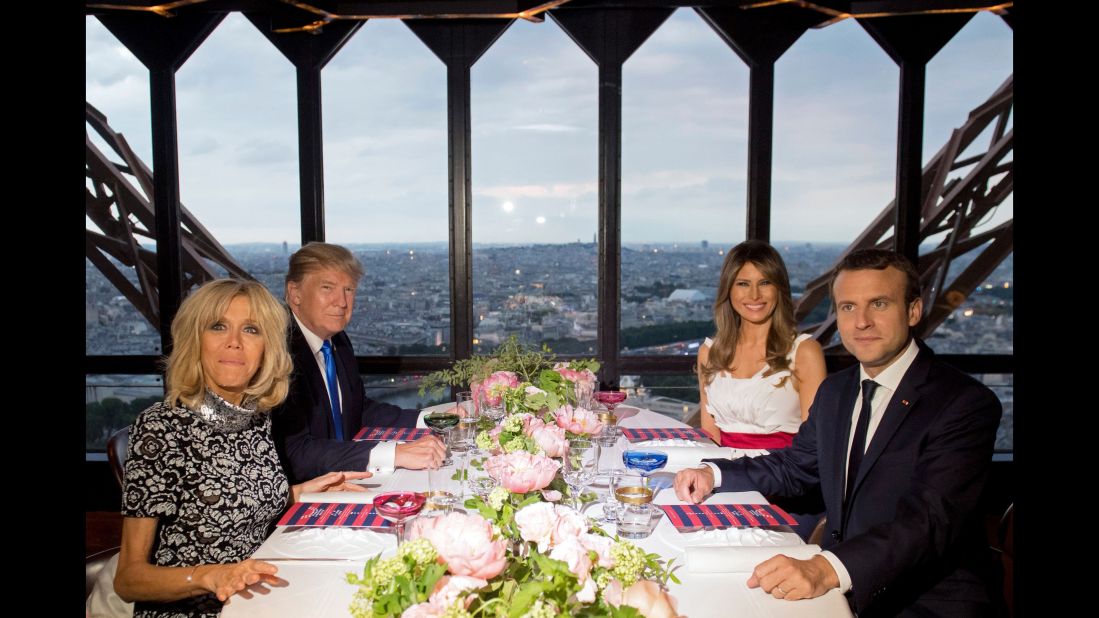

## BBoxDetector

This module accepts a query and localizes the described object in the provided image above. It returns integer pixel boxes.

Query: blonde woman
[114,279,370,618]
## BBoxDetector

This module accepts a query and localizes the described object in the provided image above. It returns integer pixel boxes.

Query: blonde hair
[702,240,798,386]
[164,279,292,411]
[285,242,364,298]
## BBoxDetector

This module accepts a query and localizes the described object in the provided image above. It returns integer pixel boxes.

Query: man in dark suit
[272,242,445,484]
[674,249,1002,617]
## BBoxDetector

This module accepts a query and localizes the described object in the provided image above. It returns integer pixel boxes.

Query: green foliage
[419,336,559,396]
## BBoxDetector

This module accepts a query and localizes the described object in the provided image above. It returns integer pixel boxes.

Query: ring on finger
[775,586,786,597]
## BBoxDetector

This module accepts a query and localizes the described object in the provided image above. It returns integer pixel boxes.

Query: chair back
[107,427,130,488]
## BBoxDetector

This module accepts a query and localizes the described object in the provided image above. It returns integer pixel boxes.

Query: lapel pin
[901,399,910,406]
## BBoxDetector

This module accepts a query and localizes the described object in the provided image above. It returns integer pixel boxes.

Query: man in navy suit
[674,249,1002,617]
[272,242,445,484]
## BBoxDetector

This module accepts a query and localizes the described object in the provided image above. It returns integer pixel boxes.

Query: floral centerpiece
[349,338,677,616]
[418,336,600,413]
[347,496,680,617]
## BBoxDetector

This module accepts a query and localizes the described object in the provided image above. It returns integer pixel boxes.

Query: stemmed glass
[477,389,506,424]
[622,450,668,490]
[424,410,460,466]
[453,392,479,499]
[594,390,627,414]
[563,438,597,511]
[598,468,626,524]
[373,492,426,544]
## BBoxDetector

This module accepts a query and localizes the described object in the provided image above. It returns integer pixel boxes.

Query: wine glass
[622,450,668,490]
[373,492,426,544]
[424,410,460,466]
[598,468,626,524]
[563,438,597,510]
[477,389,505,423]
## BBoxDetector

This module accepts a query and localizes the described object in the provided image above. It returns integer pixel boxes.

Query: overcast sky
[86,9,1012,246]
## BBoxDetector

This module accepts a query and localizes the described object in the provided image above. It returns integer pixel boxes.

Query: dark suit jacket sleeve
[272,375,376,483]
[830,378,1002,609]
[705,394,824,497]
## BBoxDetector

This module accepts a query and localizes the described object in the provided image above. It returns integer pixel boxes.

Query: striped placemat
[277,502,391,528]
[353,427,430,441]
[620,427,711,442]
[659,503,797,530]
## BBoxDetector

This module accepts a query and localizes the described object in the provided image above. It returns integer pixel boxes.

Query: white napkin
[632,439,733,469]
[685,543,822,573]
[681,527,796,548]
[298,489,379,504]
[255,526,389,560]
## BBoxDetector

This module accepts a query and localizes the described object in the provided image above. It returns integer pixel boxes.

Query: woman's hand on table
[203,559,284,602]
[291,471,373,502]
[395,434,447,470]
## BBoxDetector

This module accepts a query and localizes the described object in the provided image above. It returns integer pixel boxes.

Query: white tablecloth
[223,406,852,618]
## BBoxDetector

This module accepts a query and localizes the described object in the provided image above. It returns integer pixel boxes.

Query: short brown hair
[285,242,364,296]
[830,248,922,306]
[165,279,292,411]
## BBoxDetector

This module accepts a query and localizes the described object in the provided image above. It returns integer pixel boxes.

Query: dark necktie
[320,340,344,441]
[845,379,878,504]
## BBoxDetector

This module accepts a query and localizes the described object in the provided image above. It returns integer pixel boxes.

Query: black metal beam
[860,12,971,263]
[406,19,514,364]
[551,6,673,389]
[697,3,826,241]
[96,11,223,354]
[244,12,364,244]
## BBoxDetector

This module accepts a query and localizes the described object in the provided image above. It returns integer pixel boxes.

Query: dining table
[223,403,854,618]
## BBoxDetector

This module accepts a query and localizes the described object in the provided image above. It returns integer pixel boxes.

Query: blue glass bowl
[622,450,668,475]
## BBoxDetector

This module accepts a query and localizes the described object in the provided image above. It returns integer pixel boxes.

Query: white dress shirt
[292,313,397,473]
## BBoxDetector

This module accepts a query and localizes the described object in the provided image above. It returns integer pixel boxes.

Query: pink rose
[408,512,507,579]
[554,405,605,436]
[514,502,557,552]
[525,418,567,457]
[401,602,444,618]
[476,371,520,406]
[484,452,561,494]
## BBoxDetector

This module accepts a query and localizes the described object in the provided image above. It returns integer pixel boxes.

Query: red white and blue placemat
[620,427,711,442]
[353,427,430,441]
[277,502,391,528]
[660,503,797,530]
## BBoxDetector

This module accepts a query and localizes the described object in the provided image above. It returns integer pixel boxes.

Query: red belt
[719,430,795,450]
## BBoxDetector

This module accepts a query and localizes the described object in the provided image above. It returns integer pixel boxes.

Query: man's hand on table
[395,434,447,469]
[673,466,715,503]
[747,554,839,601]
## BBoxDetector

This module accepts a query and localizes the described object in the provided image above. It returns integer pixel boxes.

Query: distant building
[667,289,707,303]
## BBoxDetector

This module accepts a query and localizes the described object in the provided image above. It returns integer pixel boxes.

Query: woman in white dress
[697,241,827,538]
[699,241,826,450]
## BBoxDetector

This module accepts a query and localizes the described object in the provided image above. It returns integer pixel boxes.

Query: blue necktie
[320,340,344,441]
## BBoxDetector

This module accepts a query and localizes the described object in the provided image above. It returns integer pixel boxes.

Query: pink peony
[525,418,568,457]
[550,505,587,546]
[554,405,605,436]
[408,512,507,580]
[484,452,561,494]
[579,532,615,568]
[475,371,520,407]
[401,576,487,618]
[554,363,596,388]
[549,536,593,582]
[514,502,557,552]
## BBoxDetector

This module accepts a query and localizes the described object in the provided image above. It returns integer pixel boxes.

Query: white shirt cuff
[415,409,428,429]
[820,551,853,594]
[703,462,723,487]
[368,441,397,474]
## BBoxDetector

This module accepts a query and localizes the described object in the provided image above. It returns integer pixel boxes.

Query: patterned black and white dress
[122,390,290,618]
